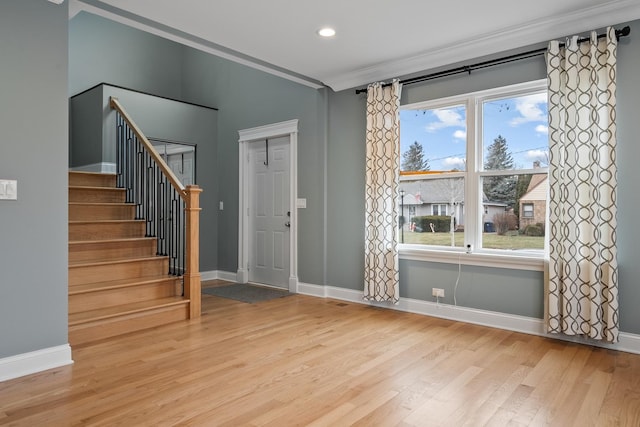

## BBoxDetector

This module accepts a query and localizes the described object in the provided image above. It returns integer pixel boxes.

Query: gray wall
[69,12,184,99]
[69,85,104,167]
[615,20,640,335]
[180,50,327,284]
[327,20,640,334]
[0,0,69,358]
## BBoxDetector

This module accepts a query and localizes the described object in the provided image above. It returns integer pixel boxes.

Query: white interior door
[248,137,290,288]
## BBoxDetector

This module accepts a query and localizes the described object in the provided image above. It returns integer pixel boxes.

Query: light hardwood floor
[1,280,639,426]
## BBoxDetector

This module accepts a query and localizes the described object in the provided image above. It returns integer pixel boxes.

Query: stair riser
[69,303,189,347]
[69,172,117,188]
[69,204,135,221]
[69,222,146,240]
[69,280,181,314]
[69,239,157,263]
[70,258,169,286]
[69,188,125,203]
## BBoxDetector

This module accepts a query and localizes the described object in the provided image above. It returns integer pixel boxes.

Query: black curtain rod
[355,26,630,94]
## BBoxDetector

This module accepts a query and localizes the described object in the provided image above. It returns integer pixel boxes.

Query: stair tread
[69,185,124,190]
[69,296,188,325]
[69,202,134,206]
[69,275,179,294]
[69,237,156,245]
[69,171,116,176]
[69,255,168,268]
[69,219,145,224]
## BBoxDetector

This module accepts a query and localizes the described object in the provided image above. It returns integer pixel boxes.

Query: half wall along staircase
[68,97,202,347]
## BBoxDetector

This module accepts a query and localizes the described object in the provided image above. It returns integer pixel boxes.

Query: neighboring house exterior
[519,174,548,230]
[399,172,508,230]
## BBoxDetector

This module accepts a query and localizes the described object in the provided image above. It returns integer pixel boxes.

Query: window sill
[399,245,545,271]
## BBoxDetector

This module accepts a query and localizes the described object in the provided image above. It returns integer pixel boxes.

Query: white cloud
[510,92,547,126]
[453,129,466,140]
[426,108,465,132]
[442,157,466,170]
[535,124,548,134]
[525,149,549,165]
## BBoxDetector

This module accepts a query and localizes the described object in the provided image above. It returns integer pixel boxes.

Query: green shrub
[412,215,454,233]
[524,224,544,236]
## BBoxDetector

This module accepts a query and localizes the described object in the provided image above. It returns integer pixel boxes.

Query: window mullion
[464,97,479,251]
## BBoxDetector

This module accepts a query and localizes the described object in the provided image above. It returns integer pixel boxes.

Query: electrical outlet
[432,288,445,298]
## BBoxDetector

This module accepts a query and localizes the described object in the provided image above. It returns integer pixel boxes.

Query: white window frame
[398,80,547,271]
[432,204,448,216]
[523,203,534,218]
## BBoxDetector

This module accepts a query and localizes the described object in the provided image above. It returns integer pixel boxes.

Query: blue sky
[400,92,549,171]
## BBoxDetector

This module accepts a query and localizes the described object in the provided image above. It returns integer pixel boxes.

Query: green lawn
[401,230,544,250]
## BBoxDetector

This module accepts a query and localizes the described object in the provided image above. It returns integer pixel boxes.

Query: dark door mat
[202,283,292,304]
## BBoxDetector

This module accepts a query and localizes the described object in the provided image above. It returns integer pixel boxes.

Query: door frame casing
[237,119,299,292]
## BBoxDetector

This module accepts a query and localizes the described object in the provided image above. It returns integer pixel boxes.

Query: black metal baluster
[145,154,151,236]
[128,130,134,204]
[114,110,188,278]
[167,185,173,274]
[179,196,185,275]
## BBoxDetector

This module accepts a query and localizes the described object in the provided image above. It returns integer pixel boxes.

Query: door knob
[285,221,290,228]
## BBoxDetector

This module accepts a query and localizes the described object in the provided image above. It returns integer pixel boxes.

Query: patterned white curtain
[546,27,619,342]
[364,81,401,303]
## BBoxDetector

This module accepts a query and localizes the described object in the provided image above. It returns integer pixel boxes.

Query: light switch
[0,179,17,200]
[219,201,224,210]
[296,198,307,208]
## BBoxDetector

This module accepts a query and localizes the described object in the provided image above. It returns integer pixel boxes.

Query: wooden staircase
[68,171,190,346]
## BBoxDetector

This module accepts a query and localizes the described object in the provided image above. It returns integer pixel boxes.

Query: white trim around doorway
[237,120,299,292]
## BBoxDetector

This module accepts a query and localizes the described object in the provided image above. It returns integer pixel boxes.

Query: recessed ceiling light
[318,27,336,38]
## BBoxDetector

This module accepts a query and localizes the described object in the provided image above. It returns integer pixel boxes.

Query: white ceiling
[72,0,640,91]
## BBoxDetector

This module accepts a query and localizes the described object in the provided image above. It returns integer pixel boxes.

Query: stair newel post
[184,185,202,318]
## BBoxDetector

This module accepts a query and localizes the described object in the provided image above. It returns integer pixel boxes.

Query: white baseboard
[218,270,238,282]
[0,344,73,382]
[297,283,640,355]
[200,270,237,282]
[297,282,327,297]
[70,162,116,173]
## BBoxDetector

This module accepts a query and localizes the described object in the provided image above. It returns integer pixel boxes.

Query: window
[432,204,448,216]
[399,80,548,259]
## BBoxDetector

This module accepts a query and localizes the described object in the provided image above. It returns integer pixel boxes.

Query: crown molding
[324,0,640,91]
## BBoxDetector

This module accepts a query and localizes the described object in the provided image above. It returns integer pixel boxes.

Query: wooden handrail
[109,97,188,201]
[110,96,201,319]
